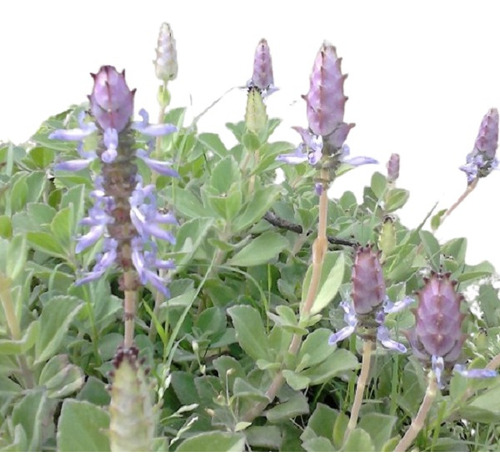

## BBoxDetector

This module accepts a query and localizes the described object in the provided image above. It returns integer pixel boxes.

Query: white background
[2,0,500,270]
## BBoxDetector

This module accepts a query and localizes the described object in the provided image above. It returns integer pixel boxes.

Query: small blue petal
[377,326,407,353]
[54,159,94,172]
[139,156,180,177]
[276,153,308,165]
[342,156,378,167]
[454,364,497,378]
[75,225,105,253]
[328,325,356,345]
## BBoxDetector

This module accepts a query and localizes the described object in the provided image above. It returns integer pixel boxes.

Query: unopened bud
[304,42,349,139]
[154,23,178,82]
[245,87,267,134]
[89,66,135,133]
[351,245,386,316]
[386,153,400,183]
[249,39,274,93]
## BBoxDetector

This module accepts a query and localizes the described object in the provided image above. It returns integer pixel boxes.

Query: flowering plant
[1,24,500,453]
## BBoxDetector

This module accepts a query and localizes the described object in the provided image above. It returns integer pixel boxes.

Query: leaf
[246,425,283,450]
[176,432,245,452]
[301,348,359,385]
[0,375,22,395]
[301,403,338,444]
[39,354,84,398]
[210,156,241,194]
[297,328,336,371]
[12,390,50,452]
[227,305,270,361]
[371,172,387,199]
[174,217,214,266]
[460,381,500,423]
[0,320,39,355]
[341,428,375,452]
[419,230,441,270]
[229,232,288,267]
[51,206,73,249]
[35,296,84,363]
[57,399,110,452]
[282,370,310,390]
[300,252,345,316]
[266,393,310,422]
[232,377,268,402]
[385,188,409,212]
[27,231,67,259]
[232,185,280,233]
[431,208,447,231]
[198,133,229,159]
[167,187,216,219]
[358,413,398,451]
[302,437,335,452]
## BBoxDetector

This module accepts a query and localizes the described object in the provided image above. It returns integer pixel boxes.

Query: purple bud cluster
[405,272,496,385]
[460,108,499,185]
[50,66,177,296]
[277,42,376,171]
[247,39,277,97]
[329,245,409,353]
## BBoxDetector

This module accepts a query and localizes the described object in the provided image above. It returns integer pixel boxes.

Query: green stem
[0,276,34,388]
[394,371,437,452]
[344,340,374,441]
[439,178,478,228]
[243,168,331,422]
[123,269,138,349]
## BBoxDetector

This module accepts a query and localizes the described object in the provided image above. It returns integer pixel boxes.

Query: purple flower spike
[404,272,494,386]
[304,42,351,141]
[460,108,499,185]
[248,39,277,97]
[386,153,400,182]
[352,245,386,315]
[89,66,135,133]
[329,246,408,352]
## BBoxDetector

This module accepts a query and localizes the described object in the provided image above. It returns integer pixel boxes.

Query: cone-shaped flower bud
[304,42,349,139]
[109,346,154,452]
[352,245,386,316]
[89,66,135,133]
[154,22,178,82]
[460,108,499,184]
[407,273,465,365]
[386,153,400,183]
[245,87,268,134]
[249,39,275,94]
[378,217,397,261]
[329,245,409,352]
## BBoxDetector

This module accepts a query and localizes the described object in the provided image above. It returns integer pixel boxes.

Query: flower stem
[344,340,374,441]
[243,168,330,422]
[439,178,478,227]
[123,269,138,349]
[394,370,437,452]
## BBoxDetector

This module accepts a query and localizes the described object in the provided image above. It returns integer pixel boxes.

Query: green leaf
[232,377,268,402]
[5,235,27,281]
[282,370,310,390]
[0,321,39,355]
[51,206,73,249]
[431,208,447,231]
[301,403,338,444]
[302,437,335,452]
[27,231,67,259]
[371,172,387,199]
[0,215,12,238]
[229,232,288,267]
[266,393,310,422]
[167,187,216,218]
[419,230,441,270]
[176,432,245,452]
[35,296,84,363]
[460,381,500,423]
[174,217,214,266]
[210,156,241,194]
[57,399,110,452]
[0,374,23,395]
[341,428,375,452]
[385,188,409,212]
[12,390,50,452]
[246,425,283,450]
[300,252,345,316]
[297,328,336,371]
[198,133,229,159]
[302,348,359,385]
[358,413,398,451]
[232,185,280,233]
[39,354,85,398]
[227,305,270,361]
